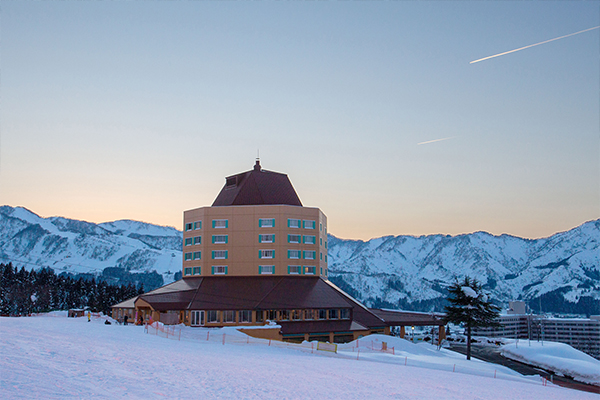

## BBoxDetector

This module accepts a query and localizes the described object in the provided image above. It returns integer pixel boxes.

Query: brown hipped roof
[135,276,386,332]
[212,160,302,207]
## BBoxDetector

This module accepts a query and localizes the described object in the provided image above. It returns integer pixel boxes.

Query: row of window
[185,234,326,247]
[190,308,349,326]
[184,250,326,261]
[185,218,325,231]
[183,265,323,276]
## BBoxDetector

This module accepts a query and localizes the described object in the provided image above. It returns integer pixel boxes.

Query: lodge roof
[211,160,303,207]
[135,276,386,332]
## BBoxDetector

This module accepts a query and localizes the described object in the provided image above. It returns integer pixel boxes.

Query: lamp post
[411,326,415,343]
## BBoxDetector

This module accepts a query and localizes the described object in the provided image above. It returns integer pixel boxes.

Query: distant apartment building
[472,301,600,359]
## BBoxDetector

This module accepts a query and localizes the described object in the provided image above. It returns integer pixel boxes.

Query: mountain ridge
[1,205,598,314]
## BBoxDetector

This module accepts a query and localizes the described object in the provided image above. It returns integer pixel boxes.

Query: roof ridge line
[323,278,385,323]
[253,276,285,309]
[187,277,204,309]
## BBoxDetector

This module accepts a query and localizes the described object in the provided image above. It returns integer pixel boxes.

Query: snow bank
[1,315,596,399]
[501,340,600,385]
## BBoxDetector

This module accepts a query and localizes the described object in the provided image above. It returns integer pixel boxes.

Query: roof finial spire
[254,151,261,171]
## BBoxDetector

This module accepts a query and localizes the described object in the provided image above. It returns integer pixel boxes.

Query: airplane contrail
[417,136,455,145]
[470,25,600,64]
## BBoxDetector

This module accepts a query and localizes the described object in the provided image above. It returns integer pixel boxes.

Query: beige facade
[182,205,328,278]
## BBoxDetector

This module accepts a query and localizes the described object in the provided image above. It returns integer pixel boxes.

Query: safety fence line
[143,324,553,388]
[145,321,182,340]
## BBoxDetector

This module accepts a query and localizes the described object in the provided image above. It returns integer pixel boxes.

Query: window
[212,250,228,259]
[320,252,323,260]
[304,266,316,275]
[329,309,339,319]
[207,310,219,323]
[185,238,192,246]
[212,219,228,228]
[190,310,204,326]
[212,265,228,275]
[259,218,275,228]
[212,235,228,244]
[259,250,274,259]
[223,310,235,323]
[320,223,322,231]
[320,237,322,246]
[185,223,193,231]
[194,221,202,230]
[325,241,327,249]
[256,310,264,323]
[288,218,301,228]
[292,310,302,320]
[193,267,201,275]
[259,234,274,243]
[303,220,316,229]
[303,250,316,260]
[288,234,301,244]
[303,235,316,244]
[259,265,274,275]
[288,265,301,274]
[266,310,277,320]
[184,253,192,261]
[280,310,290,320]
[304,310,314,320]
[184,267,192,276]
[239,310,252,323]
[193,236,201,245]
[193,251,201,260]
[340,309,350,319]
[226,176,237,188]
[288,250,301,259]
[318,309,327,320]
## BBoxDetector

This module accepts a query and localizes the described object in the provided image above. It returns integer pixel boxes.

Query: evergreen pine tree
[444,276,500,360]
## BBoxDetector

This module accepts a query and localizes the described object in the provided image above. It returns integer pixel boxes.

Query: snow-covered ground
[1,313,597,399]
[501,340,600,385]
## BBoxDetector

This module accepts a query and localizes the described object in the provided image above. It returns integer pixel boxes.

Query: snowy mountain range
[328,220,600,315]
[0,206,182,288]
[1,206,598,314]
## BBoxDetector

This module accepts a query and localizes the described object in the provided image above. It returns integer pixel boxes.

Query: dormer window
[226,176,237,188]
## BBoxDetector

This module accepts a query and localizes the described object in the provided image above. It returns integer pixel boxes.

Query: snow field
[1,314,597,399]
[501,340,600,385]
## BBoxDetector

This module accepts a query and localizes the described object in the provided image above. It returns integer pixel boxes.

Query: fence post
[269,339,271,346]
[357,349,360,360]
[222,333,226,345]
[207,331,210,341]
[494,370,496,379]
[453,364,456,372]
[405,356,407,366]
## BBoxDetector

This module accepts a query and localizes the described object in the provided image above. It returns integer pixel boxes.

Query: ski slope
[1,313,596,399]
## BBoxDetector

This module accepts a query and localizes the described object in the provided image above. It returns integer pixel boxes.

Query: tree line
[0,263,143,316]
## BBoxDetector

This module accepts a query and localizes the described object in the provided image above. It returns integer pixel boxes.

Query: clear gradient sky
[1,1,599,240]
